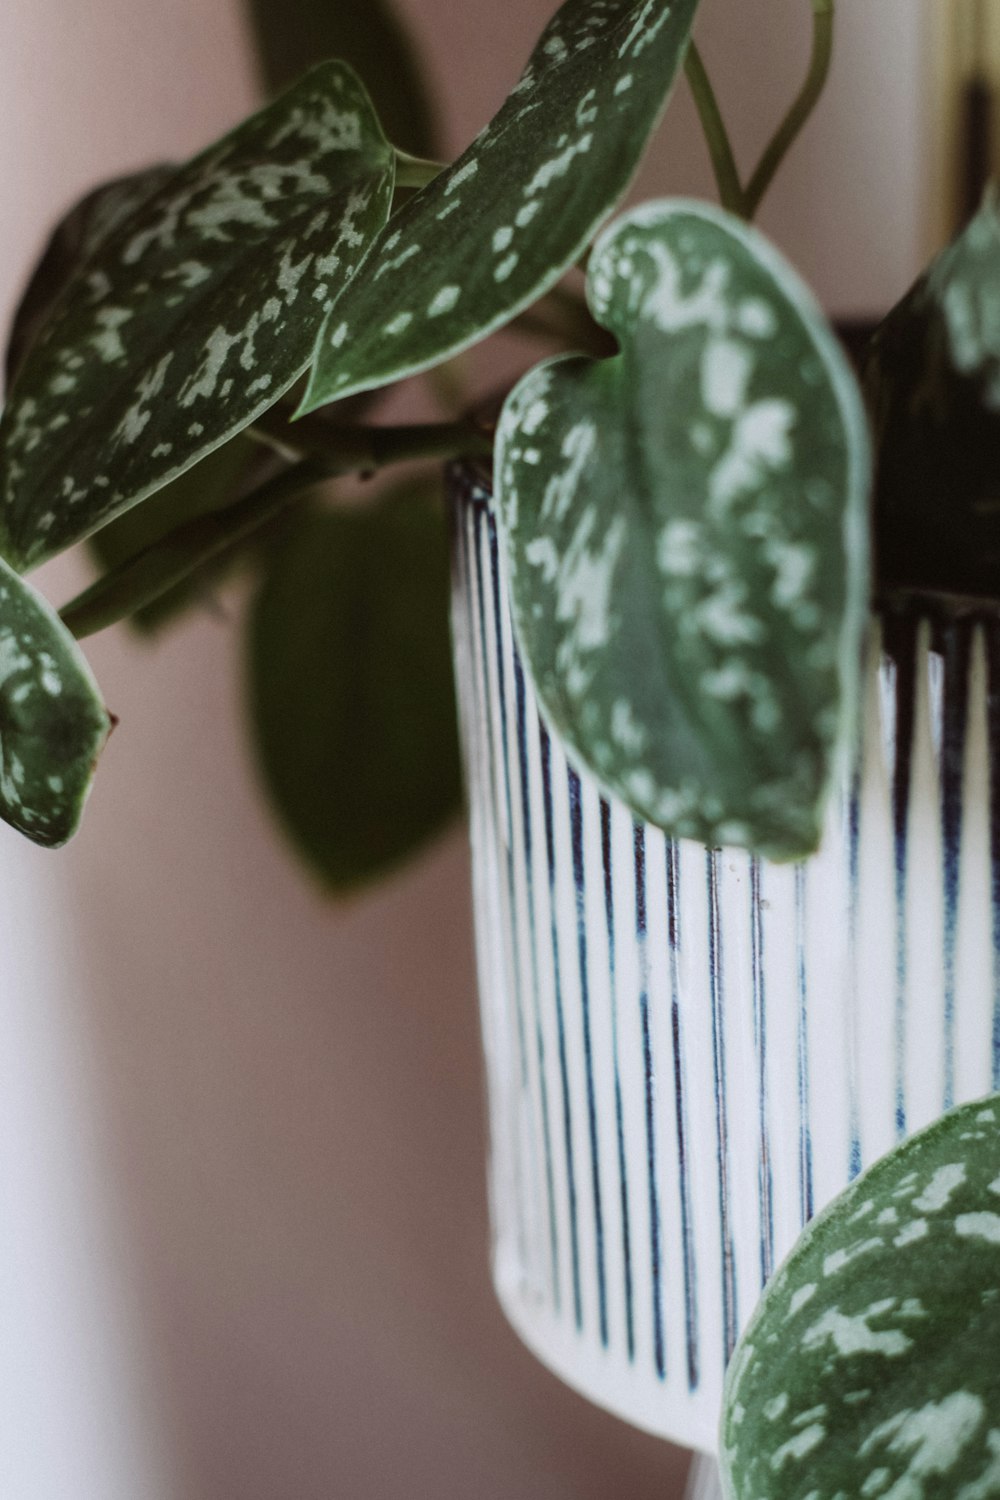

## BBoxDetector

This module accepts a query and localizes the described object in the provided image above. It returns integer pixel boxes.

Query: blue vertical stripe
[485,516,530,1090]
[706,850,737,1361]
[540,724,583,1331]
[794,863,814,1224]
[884,610,918,1140]
[986,621,1000,1092]
[469,504,529,1263]
[749,859,774,1286]
[601,799,634,1362]
[513,656,561,1309]
[568,768,609,1347]
[666,838,699,1391]
[937,616,972,1114]
[846,763,863,1182]
[634,824,666,1379]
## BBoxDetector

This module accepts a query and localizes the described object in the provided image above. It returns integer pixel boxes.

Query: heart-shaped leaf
[247,480,462,889]
[301,0,701,412]
[867,189,1000,603]
[721,1095,1000,1500]
[495,200,871,861]
[244,0,439,158]
[0,62,395,572]
[0,557,110,845]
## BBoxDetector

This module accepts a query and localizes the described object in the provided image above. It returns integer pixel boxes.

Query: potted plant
[0,0,997,1491]
[720,1092,1000,1498]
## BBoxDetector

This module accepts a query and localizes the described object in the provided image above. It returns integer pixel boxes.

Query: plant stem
[393,151,448,189]
[684,40,746,217]
[744,0,835,219]
[61,419,493,639]
[60,460,328,640]
[253,407,493,469]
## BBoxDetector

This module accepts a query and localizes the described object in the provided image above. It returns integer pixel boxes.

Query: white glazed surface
[451,471,1000,1455]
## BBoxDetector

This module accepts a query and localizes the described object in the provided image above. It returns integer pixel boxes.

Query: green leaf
[867,189,1000,604]
[301,0,702,412]
[247,482,463,890]
[5,165,261,631]
[5,165,174,392]
[0,557,110,845]
[496,201,871,862]
[87,434,257,632]
[244,0,439,158]
[0,62,395,572]
[721,1094,1000,1500]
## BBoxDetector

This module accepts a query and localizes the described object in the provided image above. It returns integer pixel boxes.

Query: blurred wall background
[1,3,927,1497]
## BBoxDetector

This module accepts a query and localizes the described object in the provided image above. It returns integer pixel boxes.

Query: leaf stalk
[393,151,448,189]
[61,416,493,638]
[259,409,493,469]
[743,1,835,218]
[60,461,327,640]
[684,41,746,217]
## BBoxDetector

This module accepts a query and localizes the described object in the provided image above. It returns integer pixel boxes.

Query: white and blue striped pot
[449,461,1000,1456]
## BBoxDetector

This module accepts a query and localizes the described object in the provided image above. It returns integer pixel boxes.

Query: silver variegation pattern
[0,555,109,844]
[302,0,701,409]
[723,1096,1000,1500]
[0,62,395,569]
[496,201,870,861]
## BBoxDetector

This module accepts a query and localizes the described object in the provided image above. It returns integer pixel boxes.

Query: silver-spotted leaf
[247,482,462,890]
[867,189,1000,603]
[496,201,871,861]
[0,63,395,571]
[6,165,262,630]
[301,0,701,411]
[5,164,174,392]
[0,556,110,845]
[722,1095,1000,1500]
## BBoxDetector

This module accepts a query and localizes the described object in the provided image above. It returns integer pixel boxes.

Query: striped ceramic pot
[448,463,1000,1456]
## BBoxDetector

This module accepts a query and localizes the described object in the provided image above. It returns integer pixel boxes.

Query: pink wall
[1,3,927,1497]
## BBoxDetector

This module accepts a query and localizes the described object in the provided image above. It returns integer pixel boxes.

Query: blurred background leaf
[247,478,462,891]
[243,0,440,158]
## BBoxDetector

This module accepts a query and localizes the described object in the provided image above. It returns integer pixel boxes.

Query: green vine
[744,0,835,218]
[684,40,746,217]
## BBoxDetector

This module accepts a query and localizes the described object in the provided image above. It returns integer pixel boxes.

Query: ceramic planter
[449,461,1000,1457]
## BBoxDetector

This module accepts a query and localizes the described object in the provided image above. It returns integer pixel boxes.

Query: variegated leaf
[0,556,110,845]
[496,201,870,862]
[867,189,1000,603]
[722,1095,1000,1500]
[300,0,701,411]
[5,164,174,391]
[0,63,395,571]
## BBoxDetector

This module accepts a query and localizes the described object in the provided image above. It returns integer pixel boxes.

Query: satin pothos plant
[721,1092,1000,1500]
[0,0,993,883]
